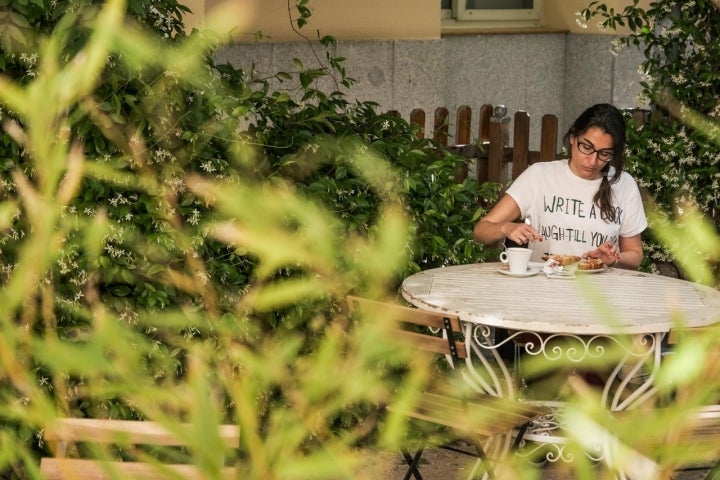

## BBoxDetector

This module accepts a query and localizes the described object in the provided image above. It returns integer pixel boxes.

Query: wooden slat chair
[675,405,720,479]
[41,418,240,480]
[628,404,720,480]
[346,295,548,480]
[568,373,720,480]
[663,327,720,479]
[667,327,720,380]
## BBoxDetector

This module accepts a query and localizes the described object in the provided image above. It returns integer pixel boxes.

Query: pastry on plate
[546,254,581,266]
[578,258,605,270]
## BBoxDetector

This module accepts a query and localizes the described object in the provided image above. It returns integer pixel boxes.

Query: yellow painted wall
[187,0,651,39]
[182,0,205,31]
[543,0,652,34]
[202,0,439,41]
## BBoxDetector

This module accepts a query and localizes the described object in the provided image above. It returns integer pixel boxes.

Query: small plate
[576,266,608,274]
[497,265,541,278]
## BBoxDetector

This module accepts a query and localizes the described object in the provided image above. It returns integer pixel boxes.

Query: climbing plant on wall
[580,0,720,281]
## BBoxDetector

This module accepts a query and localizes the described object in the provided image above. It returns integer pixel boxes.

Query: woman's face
[568,126,614,180]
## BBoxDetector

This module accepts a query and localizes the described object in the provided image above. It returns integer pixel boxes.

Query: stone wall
[214,33,646,150]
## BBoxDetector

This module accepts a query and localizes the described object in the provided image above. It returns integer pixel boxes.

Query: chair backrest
[41,418,240,480]
[667,326,720,366]
[667,326,720,403]
[346,295,467,361]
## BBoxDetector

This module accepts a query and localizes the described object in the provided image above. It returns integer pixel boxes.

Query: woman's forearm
[473,220,507,245]
[613,249,643,270]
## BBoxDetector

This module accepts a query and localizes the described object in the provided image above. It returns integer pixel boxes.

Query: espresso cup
[499,247,533,274]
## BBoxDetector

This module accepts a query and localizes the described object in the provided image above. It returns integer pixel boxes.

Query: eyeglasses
[576,139,614,163]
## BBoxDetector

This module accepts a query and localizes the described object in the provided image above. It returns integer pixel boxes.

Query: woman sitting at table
[473,103,648,397]
[473,103,647,270]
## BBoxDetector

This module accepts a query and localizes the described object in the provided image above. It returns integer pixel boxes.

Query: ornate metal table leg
[602,333,664,411]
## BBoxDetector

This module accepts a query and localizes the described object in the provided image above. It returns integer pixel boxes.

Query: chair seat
[388,392,548,438]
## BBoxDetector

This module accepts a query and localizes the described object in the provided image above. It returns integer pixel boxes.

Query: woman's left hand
[584,241,620,265]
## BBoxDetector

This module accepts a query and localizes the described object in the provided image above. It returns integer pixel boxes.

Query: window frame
[442,0,543,29]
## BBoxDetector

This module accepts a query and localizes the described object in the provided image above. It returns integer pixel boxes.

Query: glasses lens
[597,151,614,162]
[577,141,613,162]
[577,141,592,155]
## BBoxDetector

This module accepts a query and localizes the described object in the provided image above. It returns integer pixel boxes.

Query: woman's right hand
[500,222,542,245]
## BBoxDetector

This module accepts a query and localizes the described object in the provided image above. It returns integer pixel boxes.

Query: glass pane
[441,0,451,9]
[465,0,533,8]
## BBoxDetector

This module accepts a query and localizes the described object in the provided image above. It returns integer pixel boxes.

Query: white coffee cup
[499,247,533,274]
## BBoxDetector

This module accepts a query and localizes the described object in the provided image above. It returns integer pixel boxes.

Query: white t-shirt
[506,159,647,262]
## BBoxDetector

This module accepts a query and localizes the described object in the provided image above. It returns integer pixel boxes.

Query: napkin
[543,259,576,276]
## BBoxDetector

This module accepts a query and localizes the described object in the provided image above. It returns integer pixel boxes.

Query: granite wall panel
[214,33,645,151]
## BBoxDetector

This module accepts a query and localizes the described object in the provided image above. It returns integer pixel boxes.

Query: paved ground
[373,445,713,479]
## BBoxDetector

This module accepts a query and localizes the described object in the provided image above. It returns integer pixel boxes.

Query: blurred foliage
[0,0,499,477]
[2,0,718,478]
[580,0,720,283]
[564,2,720,476]
[0,0,497,322]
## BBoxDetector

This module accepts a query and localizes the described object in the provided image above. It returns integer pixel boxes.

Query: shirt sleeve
[505,163,541,219]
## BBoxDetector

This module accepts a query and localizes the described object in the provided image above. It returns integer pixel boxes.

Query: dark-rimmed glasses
[576,139,614,163]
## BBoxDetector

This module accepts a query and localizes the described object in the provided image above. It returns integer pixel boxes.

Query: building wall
[190,0,651,39]
[203,1,649,150]
[543,0,651,33]
[214,33,646,150]
[202,0,439,41]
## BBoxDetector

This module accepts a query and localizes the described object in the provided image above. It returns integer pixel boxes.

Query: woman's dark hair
[563,103,627,223]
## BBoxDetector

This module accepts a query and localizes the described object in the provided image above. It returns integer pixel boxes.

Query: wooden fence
[390,104,561,184]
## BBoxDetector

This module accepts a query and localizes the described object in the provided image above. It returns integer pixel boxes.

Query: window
[442,0,543,29]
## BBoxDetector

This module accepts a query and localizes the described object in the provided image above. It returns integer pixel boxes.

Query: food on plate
[578,258,605,270]
[546,254,581,266]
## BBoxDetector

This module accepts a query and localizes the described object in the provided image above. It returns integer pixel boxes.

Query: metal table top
[401,262,720,335]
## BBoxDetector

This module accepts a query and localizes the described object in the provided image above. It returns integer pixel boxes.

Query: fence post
[478,104,494,142]
[488,105,510,183]
[433,107,450,146]
[409,109,426,141]
[456,106,472,145]
[539,114,559,162]
[512,111,530,180]
[453,106,472,181]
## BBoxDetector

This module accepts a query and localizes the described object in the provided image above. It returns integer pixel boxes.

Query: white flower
[200,161,216,173]
[670,73,686,85]
[609,39,624,56]
[187,209,201,226]
[574,11,588,29]
[196,271,210,285]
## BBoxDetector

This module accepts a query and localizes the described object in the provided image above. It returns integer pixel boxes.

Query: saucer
[576,266,608,274]
[496,265,541,278]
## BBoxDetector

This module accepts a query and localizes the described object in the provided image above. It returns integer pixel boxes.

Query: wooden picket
[390,104,562,184]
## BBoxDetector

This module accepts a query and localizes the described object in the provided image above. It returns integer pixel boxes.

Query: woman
[473,103,647,269]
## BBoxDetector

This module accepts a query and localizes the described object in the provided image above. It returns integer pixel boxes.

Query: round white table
[401,262,720,336]
[401,262,720,464]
